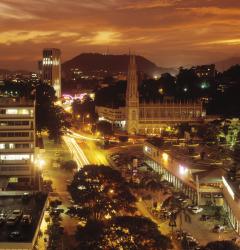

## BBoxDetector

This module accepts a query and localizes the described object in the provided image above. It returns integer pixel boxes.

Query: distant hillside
[62,53,175,79]
[214,57,240,72]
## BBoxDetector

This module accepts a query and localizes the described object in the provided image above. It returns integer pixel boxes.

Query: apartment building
[0,97,35,190]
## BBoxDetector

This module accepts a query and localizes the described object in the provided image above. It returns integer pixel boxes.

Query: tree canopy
[202,240,240,250]
[68,165,136,221]
[75,216,172,250]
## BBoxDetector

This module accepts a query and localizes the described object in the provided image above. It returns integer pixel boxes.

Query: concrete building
[143,138,225,205]
[42,48,61,98]
[95,106,126,127]
[222,176,240,235]
[143,138,240,236]
[96,54,206,135]
[0,97,35,190]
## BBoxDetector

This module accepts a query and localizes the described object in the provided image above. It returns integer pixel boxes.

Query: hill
[214,57,240,72]
[62,53,175,79]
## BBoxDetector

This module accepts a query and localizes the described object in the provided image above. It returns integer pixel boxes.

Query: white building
[42,48,61,98]
[0,97,35,190]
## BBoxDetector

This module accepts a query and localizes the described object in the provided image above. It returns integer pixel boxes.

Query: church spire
[126,53,139,107]
[126,52,139,135]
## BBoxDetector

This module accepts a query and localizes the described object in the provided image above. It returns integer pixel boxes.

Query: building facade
[0,97,35,189]
[42,48,61,98]
[143,139,224,205]
[95,106,126,127]
[96,54,206,135]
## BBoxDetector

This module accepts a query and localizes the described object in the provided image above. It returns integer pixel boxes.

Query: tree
[35,83,56,132]
[202,240,240,250]
[176,68,200,97]
[162,194,191,234]
[75,216,172,250]
[68,165,136,221]
[96,121,113,136]
[72,96,97,123]
[75,220,104,250]
[47,105,71,143]
[177,123,191,138]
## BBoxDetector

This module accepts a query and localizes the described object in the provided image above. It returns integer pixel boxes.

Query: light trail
[66,129,100,142]
[63,135,89,169]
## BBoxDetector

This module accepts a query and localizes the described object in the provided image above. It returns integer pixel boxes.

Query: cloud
[0,2,38,19]
[0,0,240,69]
[121,0,180,9]
[199,39,240,46]
[0,30,79,45]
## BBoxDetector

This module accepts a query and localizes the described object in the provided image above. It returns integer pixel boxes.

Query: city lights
[179,164,188,175]
[162,152,169,162]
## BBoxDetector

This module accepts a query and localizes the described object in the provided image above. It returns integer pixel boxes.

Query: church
[96,55,206,135]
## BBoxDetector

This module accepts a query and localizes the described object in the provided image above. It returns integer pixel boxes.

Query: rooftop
[146,138,232,171]
[145,138,233,185]
[0,97,34,107]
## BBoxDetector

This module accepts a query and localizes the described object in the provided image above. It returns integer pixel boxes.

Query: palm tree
[140,172,165,209]
[162,194,191,236]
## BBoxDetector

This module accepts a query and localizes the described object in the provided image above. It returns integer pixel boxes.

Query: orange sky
[0,0,240,70]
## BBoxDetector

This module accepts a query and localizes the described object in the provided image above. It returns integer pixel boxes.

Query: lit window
[20,109,29,115]
[0,154,30,160]
[0,144,5,149]
[6,109,17,115]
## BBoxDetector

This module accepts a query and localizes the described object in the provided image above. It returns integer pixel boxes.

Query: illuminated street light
[162,152,169,162]
[109,189,114,194]
[35,158,45,170]
[179,165,188,175]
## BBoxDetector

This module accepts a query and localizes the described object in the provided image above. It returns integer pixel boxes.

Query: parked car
[0,213,6,225]
[8,231,22,241]
[21,215,32,225]
[12,209,23,219]
[191,206,203,214]
[200,214,210,221]
[6,215,19,226]
[212,224,225,233]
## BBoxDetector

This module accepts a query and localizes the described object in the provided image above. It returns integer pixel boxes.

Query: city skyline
[1,0,240,70]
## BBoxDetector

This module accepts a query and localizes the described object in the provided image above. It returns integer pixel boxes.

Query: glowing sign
[222,176,234,200]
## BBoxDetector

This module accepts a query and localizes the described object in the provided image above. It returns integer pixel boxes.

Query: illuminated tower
[126,54,139,134]
[42,48,61,98]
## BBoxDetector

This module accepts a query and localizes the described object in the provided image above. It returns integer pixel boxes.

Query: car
[21,215,32,225]
[12,209,23,218]
[6,215,19,226]
[0,213,6,225]
[8,231,22,241]
[212,225,225,233]
[191,206,203,214]
[200,214,210,221]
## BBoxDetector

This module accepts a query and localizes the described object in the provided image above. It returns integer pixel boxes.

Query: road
[62,135,89,169]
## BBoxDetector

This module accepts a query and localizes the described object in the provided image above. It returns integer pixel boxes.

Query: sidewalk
[136,201,180,250]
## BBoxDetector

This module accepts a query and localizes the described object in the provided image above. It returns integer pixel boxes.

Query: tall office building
[42,48,61,98]
[0,97,35,190]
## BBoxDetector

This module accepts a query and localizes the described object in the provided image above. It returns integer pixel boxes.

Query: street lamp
[35,158,46,191]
